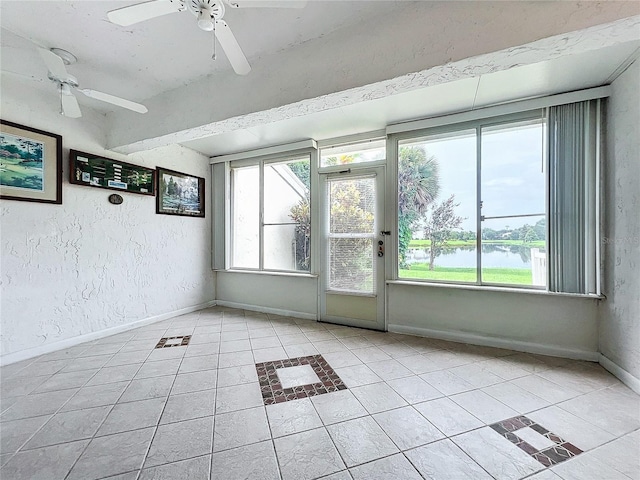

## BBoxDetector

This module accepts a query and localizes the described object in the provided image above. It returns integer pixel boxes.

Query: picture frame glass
[1,122,61,203]
[158,168,204,217]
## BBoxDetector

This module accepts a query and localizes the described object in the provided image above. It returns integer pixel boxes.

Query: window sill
[217,269,318,279]
[386,280,605,300]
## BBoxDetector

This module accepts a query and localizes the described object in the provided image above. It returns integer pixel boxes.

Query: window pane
[481,215,546,287]
[329,238,374,293]
[481,119,545,217]
[263,157,310,272]
[321,139,385,167]
[264,157,310,224]
[264,224,310,271]
[231,165,259,268]
[481,119,546,286]
[398,130,477,283]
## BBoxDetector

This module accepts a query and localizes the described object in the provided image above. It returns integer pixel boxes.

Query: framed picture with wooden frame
[69,149,155,196]
[156,167,205,217]
[0,119,62,204]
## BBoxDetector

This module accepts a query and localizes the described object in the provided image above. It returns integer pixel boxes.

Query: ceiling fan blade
[38,47,69,79]
[78,89,148,114]
[107,0,183,26]
[226,0,306,8]
[61,93,82,118]
[214,20,251,76]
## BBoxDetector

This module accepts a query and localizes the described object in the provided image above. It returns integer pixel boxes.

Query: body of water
[407,245,538,268]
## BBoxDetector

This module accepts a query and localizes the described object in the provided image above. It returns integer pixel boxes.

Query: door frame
[319,166,386,331]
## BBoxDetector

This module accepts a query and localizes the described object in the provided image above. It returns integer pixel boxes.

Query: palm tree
[398,146,441,268]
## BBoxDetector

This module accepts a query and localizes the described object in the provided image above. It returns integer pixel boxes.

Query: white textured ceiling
[183,40,640,156]
[0,0,400,103]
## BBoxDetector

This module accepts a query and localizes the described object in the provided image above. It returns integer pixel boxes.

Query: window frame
[389,109,550,291]
[229,150,315,274]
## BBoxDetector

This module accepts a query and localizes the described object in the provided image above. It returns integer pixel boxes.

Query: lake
[407,244,537,268]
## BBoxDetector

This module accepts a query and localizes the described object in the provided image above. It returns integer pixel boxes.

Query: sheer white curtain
[548,99,600,294]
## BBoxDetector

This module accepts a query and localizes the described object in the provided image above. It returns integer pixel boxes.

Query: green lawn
[0,157,43,190]
[399,264,533,285]
[408,239,545,248]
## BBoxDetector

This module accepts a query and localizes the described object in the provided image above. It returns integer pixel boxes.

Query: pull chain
[212,20,217,60]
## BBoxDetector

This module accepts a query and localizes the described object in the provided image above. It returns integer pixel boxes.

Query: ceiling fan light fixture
[197,9,214,31]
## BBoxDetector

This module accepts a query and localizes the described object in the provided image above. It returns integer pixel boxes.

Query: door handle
[380,231,391,236]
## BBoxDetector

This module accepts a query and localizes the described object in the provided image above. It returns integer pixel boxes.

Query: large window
[219,97,600,295]
[231,155,311,272]
[397,112,548,287]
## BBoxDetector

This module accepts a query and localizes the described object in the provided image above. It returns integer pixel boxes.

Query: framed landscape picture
[69,149,155,196]
[0,120,62,204]
[156,167,205,217]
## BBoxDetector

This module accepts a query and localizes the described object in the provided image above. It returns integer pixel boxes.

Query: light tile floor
[1,306,638,480]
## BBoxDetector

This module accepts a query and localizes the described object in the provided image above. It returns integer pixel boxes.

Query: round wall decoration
[108,193,124,205]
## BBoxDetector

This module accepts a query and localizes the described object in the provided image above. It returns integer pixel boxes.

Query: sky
[402,121,546,232]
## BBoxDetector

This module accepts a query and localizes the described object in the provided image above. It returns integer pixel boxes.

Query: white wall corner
[215,300,317,321]
[599,353,640,394]
[0,300,217,367]
[388,323,600,362]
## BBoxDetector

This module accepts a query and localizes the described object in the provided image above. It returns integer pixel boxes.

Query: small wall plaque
[108,194,123,205]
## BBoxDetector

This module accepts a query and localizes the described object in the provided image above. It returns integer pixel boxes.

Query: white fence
[531,248,547,286]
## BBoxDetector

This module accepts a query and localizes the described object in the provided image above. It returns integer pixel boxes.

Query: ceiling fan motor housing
[188,0,224,30]
[48,71,78,88]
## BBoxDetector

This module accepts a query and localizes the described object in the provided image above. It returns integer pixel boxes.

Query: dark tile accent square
[490,415,583,467]
[255,354,347,405]
[155,336,191,348]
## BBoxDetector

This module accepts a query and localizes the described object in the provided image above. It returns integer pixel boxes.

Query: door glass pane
[398,130,477,283]
[231,165,259,268]
[321,139,385,167]
[327,176,376,294]
[329,177,375,234]
[329,238,374,293]
[481,119,546,287]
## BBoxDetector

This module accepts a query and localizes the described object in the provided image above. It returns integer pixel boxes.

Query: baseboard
[0,300,217,366]
[387,323,599,362]
[599,354,640,394]
[215,300,317,321]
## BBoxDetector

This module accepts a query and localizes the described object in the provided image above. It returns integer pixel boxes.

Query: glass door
[320,167,385,330]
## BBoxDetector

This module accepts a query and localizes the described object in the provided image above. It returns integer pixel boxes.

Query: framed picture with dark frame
[156,167,205,217]
[0,120,62,204]
[69,149,155,196]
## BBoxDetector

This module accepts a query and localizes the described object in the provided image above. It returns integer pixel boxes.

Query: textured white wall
[388,284,599,357]
[600,59,640,380]
[216,271,317,317]
[0,79,215,359]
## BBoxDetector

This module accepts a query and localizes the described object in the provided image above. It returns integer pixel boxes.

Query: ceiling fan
[37,47,148,118]
[106,0,307,75]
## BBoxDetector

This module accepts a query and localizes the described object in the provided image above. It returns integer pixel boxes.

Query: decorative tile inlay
[490,415,583,467]
[155,336,191,349]
[256,355,347,405]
